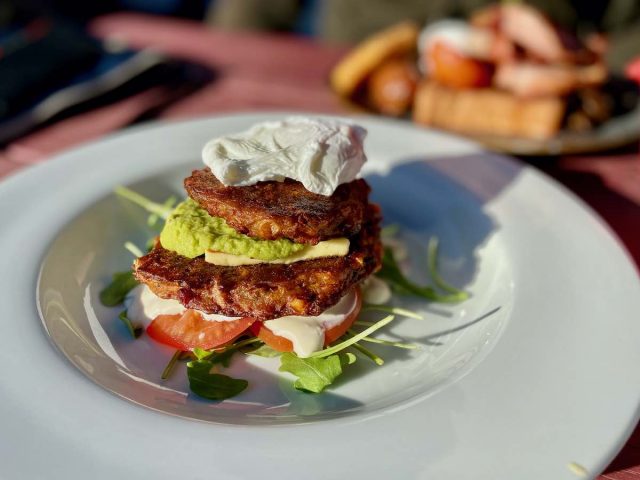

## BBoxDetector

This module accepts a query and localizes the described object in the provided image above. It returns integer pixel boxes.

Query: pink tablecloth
[1,13,639,479]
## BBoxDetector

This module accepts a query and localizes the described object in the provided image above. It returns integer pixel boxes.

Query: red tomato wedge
[428,41,493,89]
[626,57,640,84]
[250,289,362,353]
[146,310,255,350]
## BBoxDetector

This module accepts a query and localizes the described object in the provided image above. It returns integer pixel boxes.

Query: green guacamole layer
[159,199,305,260]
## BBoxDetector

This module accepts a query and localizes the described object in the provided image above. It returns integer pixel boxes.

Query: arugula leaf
[100,271,139,306]
[376,247,467,303]
[190,338,262,369]
[190,347,234,368]
[362,304,424,320]
[161,350,182,380]
[114,186,174,219]
[279,352,356,393]
[124,241,144,258]
[145,237,156,252]
[347,329,417,349]
[427,237,469,298]
[380,224,400,237]
[118,310,142,339]
[192,347,212,361]
[187,360,248,400]
[244,344,282,358]
[211,348,238,368]
[147,195,177,230]
[310,314,395,358]
[351,342,384,365]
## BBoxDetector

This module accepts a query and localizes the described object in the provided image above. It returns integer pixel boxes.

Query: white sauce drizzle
[124,285,239,329]
[361,276,392,305]
[264,290,358,358]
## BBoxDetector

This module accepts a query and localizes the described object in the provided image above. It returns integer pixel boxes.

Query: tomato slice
[427,41,493,89]
[147,310,255,350]
[626,57,640,84]
[250,289,362,353]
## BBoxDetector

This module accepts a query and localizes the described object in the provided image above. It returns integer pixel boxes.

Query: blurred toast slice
[413,81,565,139]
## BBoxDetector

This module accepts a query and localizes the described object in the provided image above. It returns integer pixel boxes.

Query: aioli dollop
[264,290,358,358]
[124,285,240,329]
[361,276,392,305]
[202,117,367,196]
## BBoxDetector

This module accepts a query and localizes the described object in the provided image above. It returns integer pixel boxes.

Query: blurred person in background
[207,0,640,74]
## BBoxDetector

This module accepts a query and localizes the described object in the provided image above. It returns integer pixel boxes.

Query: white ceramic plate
[1,113,639,479]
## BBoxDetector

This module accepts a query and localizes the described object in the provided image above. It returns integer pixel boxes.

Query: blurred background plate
[471,105,640,155]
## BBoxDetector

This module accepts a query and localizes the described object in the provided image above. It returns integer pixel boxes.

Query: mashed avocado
[159,199,305,260]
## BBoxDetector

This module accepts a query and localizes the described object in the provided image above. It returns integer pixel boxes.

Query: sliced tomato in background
[147,310,255,350]
[427,41,494,89]
[626,57,640,84]
[250,289,362,353]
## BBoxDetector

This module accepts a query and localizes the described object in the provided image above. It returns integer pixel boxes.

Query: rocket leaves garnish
[348,329,418,349]
[187,360,248,400]
[192,347,213,361]
[376,247,468,303]
[380,223,400,237]
[114,186,174,219]
[310,314,395,358]
[427,237,469,298]
[279,352,356,393]
[351,342,384,365]
[244,344,282,358]
[361,304,424,320]
[124,241,144,258]
[99,270,139,306]
[161,350,182,380]
[148,195,177,230]
[118,310,142,339]
[190,337,262,367]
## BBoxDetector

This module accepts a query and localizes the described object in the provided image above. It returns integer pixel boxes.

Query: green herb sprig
[187,361,248,401]
[114,186,174,219]
[351,342,384,366]
[124,241,144,258]
[377,246,468,303]
[100,271,139,306]
[118,310,142,339]
[244,344,282,358]
[310,314,395,358]
[279,352,356,393]
[427,237,468,296]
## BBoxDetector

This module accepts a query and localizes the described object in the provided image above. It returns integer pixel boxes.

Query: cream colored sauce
[124,285,239,328]
[361,276,392,305]
[264,290,358,358]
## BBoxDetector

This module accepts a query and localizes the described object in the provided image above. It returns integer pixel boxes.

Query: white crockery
[0,113,638,480]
